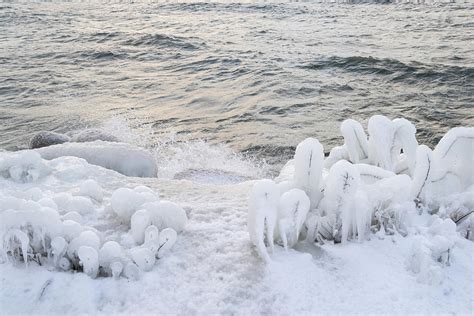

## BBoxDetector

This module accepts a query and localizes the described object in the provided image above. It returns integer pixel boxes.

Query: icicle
[294,138,324,208]
[341,119,369,163]
[248,179,279,261]
[130,209,151,244]
[411,145,434,206]
[51,236,67,268]
[278,188,310,248]
[392,118,418,176]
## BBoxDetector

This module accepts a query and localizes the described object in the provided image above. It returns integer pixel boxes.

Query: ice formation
[0,151,186,279]
[293,138,324,208]
[0,151,50,182]
[277,189,310,249]
[248,115,473,281]
[248,179,280,261]
[35,141,158,177]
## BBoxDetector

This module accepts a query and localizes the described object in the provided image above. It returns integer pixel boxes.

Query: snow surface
[1,118,473,314]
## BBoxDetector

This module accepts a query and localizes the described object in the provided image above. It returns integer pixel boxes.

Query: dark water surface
[1,1,473,171]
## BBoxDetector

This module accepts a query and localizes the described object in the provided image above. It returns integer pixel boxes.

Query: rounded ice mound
[130,247,155,272]
[111,187,157,222]
[79,179,103,202]
[71,129,119,143]
[0,151,50,182]
[143,201,188,233]
[35,141,158,177]
[29,131,70,149]
[78,246,99,278]
[0,180,183,280]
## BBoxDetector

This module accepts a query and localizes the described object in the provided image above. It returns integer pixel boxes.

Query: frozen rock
[35,141,158,177]
[71,129,119,143]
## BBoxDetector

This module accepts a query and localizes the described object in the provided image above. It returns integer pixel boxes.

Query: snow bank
[35,141,157,177]
[249,115,473,284]
[0,151,186,279]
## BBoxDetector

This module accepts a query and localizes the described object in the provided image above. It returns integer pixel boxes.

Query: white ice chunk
[324,145,349,170]
[79,179,103,202]
[35,141,157,177]
[130,210,152,244]
[130,247,156,272]
[411,145,435,204]
[392,118,418,176]
[111,188,148,222]
[368,115,395,171]
[294,137,324,207]
[433,127,474,190]
[51,236,68,267]
[355,163,396,184]
[157,228,177,258]
[0,151,50,182]
[341,119,368,163]
[248,179,279,261]
[144,201,188,233]
[64,196,96,215]
[62,211,83,224]
[78,246,99,278]
[99,241,123,265]
[62,220,83,241]
[144,225,160,255]
[123,262,140,281]
[67,231,100,261]
[278,188,310,249]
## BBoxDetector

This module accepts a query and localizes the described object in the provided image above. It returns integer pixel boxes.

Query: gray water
[1,1,473,172]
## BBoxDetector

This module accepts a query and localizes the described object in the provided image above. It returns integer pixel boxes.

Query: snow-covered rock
[35,141,157,177]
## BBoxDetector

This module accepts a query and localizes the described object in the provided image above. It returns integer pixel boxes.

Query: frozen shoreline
[1,157,471,314]
[1,117,473,314]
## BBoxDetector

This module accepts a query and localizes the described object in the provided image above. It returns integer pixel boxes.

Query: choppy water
[1,1,473,174]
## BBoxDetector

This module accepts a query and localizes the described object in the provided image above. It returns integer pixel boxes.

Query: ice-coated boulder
[35,141,158,177]
[71,128,119,143]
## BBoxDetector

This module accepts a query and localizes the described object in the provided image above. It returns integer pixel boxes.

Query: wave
[301,56,474,86]
[122,33,201,50]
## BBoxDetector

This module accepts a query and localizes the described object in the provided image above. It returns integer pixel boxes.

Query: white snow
[0,116,473,315]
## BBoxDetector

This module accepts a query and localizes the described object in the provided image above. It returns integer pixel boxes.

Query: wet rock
[29,131,70,149]
[71,129,119,143]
